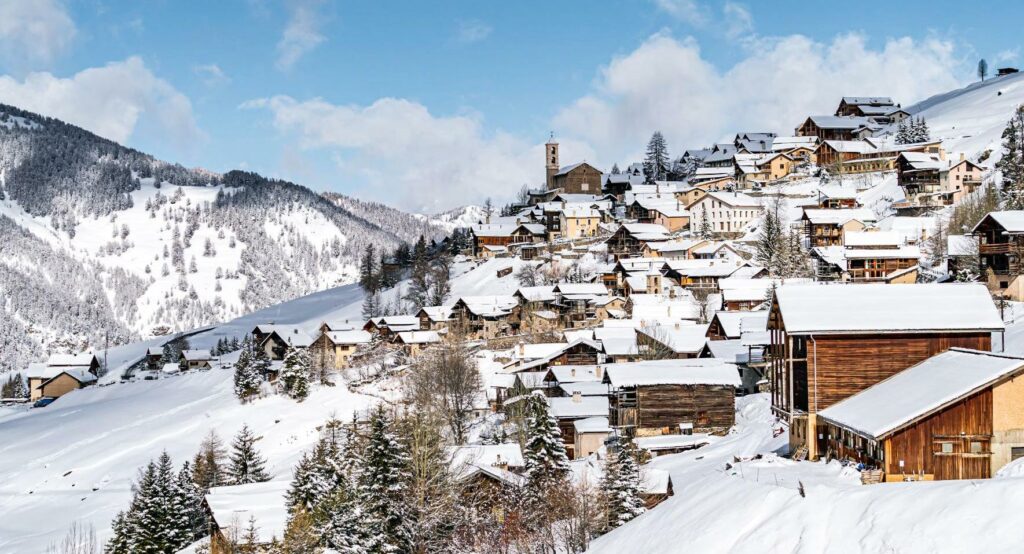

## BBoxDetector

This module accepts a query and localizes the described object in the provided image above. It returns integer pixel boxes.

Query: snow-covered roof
[698,191,761,208]
[514,371,550,389]
[547,395,609,419]
[548,365,603,383]
[947,235,977,257]
[450,443,525,469]
[603,359,741,388]
[818,349,1024,439]
[573,416,612,434]
[458,295,518,317]
[554,283,608,296]
[843,231,902,248]
[418,305,454,322]
[805,115,871,130]
[803,208,877,225]
[41,368,98,386]
[257,325,315,347]
[325,327,370,346]
[516,286,557,302]
[634,433,712,452]
[619,223,671,241]
[821,140,877,154]
[205,481,290,544]
[629,293,701,322]
[703,339,750,364]
[973,211,1024,234]
[396,330,441,345]
[773,283,1004,334]
[771,136,819,151]
[559,381,610,397]
[555,161,602,176]
[638,323,710,354]
[841,247,921,260]
[709,310,766,339]
[181,349,212,361]
[46,353,97,367]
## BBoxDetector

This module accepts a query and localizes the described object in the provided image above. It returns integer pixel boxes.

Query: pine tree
[916,117,931,142]
[358,406,412,553]
[644,131,670,182]
[192,430,229,491]
[233,337,261,401]
[105,510,134,554]
[174,461,206,544]
[895,118,910,144]
[611,163,621,174]
[522,393,570,514]
[998,105,1024,208]
[229,424,271,485]
[602,436,643,528]
[755,196,785,276]
[698,205,713,239]
[129,452,196,554]
[281,347,311,401]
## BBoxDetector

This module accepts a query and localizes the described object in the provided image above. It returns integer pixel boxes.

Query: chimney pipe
[572,391,582,403]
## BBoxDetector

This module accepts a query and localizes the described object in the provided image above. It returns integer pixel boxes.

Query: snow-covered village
[6,2,1024,554]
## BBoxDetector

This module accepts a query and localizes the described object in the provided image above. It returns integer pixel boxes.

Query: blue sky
[0,0,1020,211]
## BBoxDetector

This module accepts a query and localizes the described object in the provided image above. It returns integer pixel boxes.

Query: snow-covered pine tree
[232,336,258,400]
[917,117,931,142]
[698,205,713,239]
[174,461,207,545]
[281,346,311,401]
[610,439,646,529]
[358,405,412,554]
[228,424,271,485]
[522,392,570,513]
[895,118,910,144]
[998,105,1024,209]
[643,131,670,182]
[105,510,134,554]
[192,430,229,491]
[755,196,785,276]
[250,345,272,384]
[131,452,195,553]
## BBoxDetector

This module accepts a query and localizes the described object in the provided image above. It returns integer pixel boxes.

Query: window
[970,441,985,454]
[1012,447,1024,461]
[941,442,954,454]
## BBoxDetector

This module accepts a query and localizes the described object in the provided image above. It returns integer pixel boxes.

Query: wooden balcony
[980,243,1012,255]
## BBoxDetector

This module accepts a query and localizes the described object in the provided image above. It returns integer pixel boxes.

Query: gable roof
[638,323,710,354]
[818,349,1024,439]
[602,359,741,388]
[181,349,212,361]
[696,191,760,208]
[972,211,1024,234]
[555,161,603,176]
[46,353,98,367]
[547,395,609,419]
[802,208,876,225]
[323,330,372,345]
[773,283,1004,335]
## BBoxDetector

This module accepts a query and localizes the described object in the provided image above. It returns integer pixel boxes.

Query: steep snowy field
[0,369,375,552]
[906,70,1024,163]
[588,395,1024,554]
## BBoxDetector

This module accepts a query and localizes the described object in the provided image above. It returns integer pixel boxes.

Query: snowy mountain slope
[905,70,1024,164]
[0,369,375,553]
[426,204,486,233]
[0,104,441,375]
[322,192,452,243]
[587,395,1024,554]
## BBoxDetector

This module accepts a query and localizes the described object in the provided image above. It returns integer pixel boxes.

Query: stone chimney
[570,367,576,377]
[674,321,680,330]
[518,341,525,356]
[572,390,582,403]
[960,153,965,161]
[596,366,603,378]
[494,453,507,469]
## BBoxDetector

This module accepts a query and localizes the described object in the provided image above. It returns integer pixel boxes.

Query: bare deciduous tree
[405,342,483,444]
[46,522,98,554]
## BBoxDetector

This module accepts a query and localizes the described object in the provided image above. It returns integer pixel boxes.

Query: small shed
[603,359,741,436]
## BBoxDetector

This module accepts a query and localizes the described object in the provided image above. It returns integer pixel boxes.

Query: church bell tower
[545,133,559,190]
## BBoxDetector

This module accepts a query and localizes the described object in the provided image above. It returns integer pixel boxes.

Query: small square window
[941,442,953,454]
[970,441,985,454]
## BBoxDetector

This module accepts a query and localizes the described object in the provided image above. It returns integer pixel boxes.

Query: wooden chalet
[818,349,1024,481]
[416,306,453,331]
[469,223,545,257]
[309,329,372,370]
[604,359,740,437]
[394,330,442,358]
[548,393,611,458]
[180,349,213,370]
[973,211,1024,300]
[607,223,671,259]
[363,315,421,338]
[802,208,875,247]
[795,115,871,141]
[768,283,1004,460]
[449,296,520,339]
[251,324,315,360]
[817,186,859,209]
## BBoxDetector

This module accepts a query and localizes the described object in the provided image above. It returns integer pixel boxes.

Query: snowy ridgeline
[0,103,469,376]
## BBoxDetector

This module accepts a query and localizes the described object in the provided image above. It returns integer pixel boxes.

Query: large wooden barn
[768,283,1004,460]
[817,348,1024,481]
[603,359,741,436]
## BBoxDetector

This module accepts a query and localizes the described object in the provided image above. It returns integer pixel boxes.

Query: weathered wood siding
[886,388,993,480]
[807,333,992,413]
[636,384,735,434]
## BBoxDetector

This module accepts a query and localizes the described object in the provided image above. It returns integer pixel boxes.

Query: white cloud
[194,63,230,87]
[0,0,76,71]
[653,0,708,26]
[996,49,1019,64]
[456,19,492,44]
[242,95,593,212]
[276,0,328,71]
[723,2,753,39]
[0,57,204,150]
[554,32,964,166]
